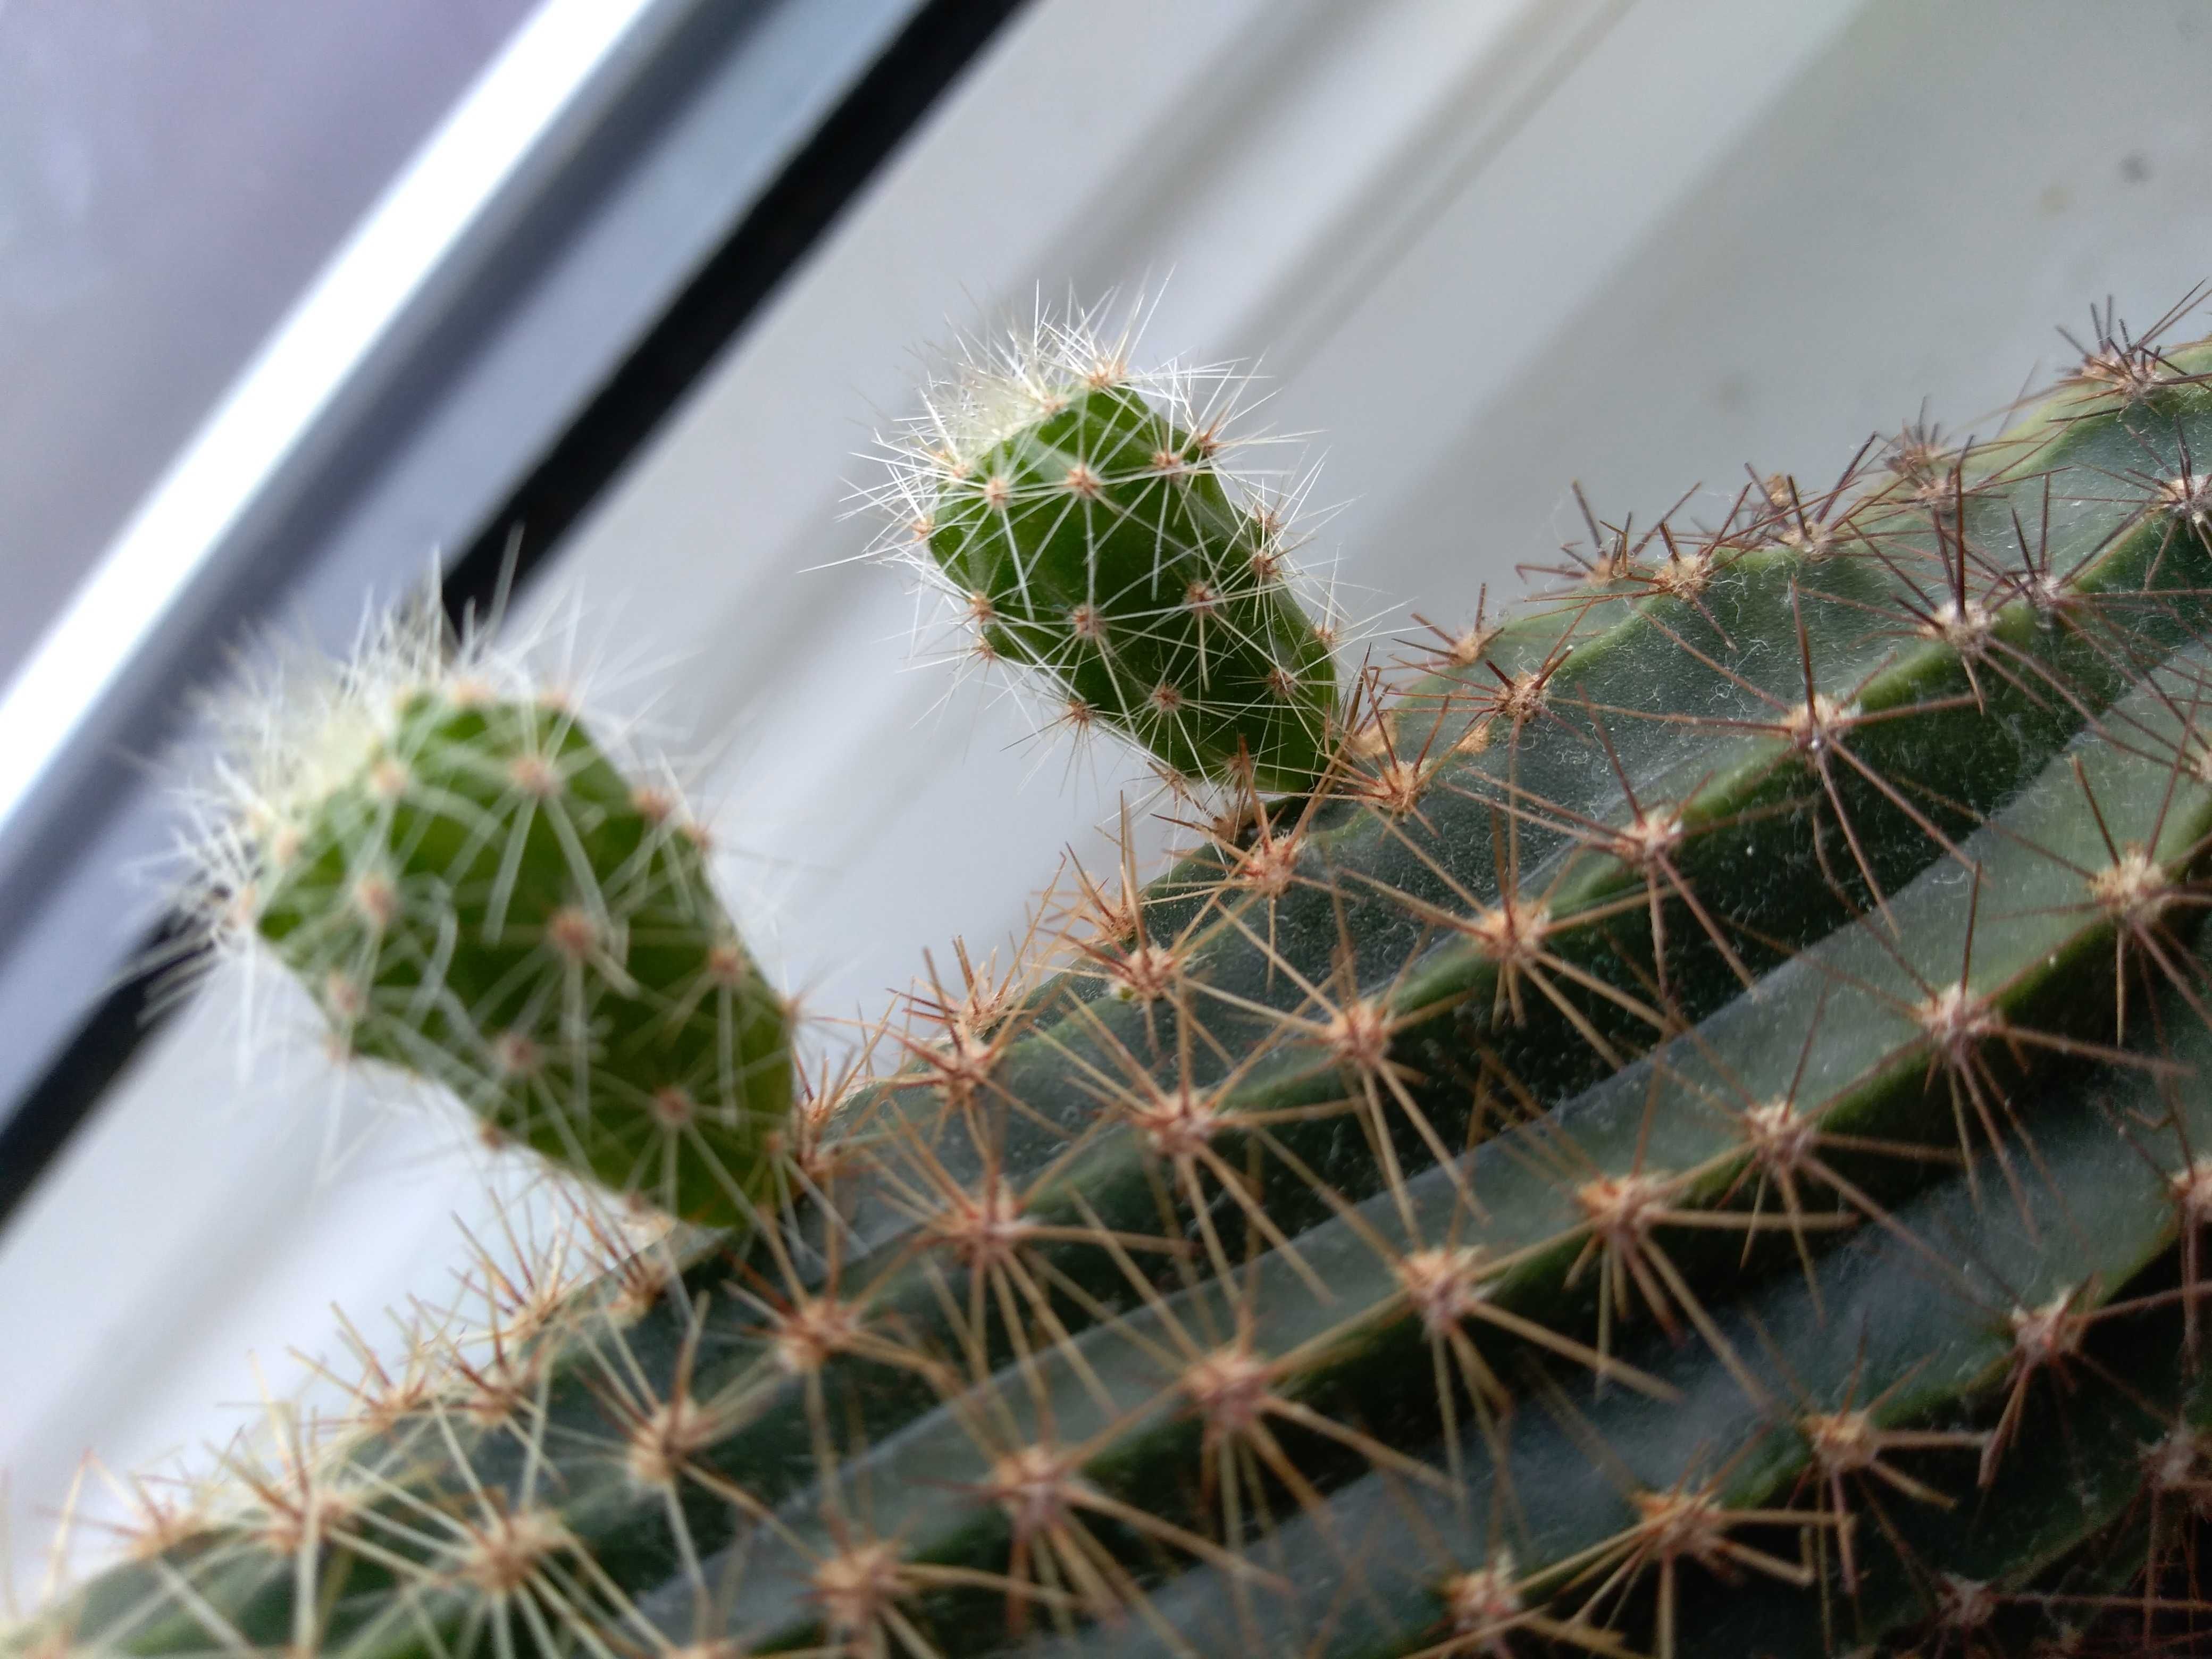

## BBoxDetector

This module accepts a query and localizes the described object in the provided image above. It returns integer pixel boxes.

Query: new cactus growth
[20,303,2212,1659]
[192,615,794,1227]
[879,312,1339,791]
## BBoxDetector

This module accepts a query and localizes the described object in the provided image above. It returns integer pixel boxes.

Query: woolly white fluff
[864,290,1317,559]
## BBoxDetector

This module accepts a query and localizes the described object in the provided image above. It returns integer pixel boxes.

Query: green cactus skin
[21,320,2212,1659]
[251,685,793,1228]
[894,340,1339,791]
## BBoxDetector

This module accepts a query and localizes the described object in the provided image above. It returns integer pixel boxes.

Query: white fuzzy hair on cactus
[867,289,1316,560]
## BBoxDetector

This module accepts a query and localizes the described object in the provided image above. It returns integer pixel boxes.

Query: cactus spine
[19,309,2212,1659]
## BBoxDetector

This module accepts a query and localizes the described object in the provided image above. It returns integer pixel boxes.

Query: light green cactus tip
[199,608,794,1228]
[878,306,1340,792]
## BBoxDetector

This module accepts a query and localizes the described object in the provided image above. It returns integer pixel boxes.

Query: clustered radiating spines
[874,300,1340,792]
[27,312,2212,1659]
[181,601,795,1229]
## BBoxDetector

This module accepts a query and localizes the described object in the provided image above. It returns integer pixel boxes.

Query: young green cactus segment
[211,615,794,1227]
[884,309,1339,791]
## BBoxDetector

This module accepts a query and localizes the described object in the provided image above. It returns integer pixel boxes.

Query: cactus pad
[881,314,1339,791]
[206,629,793,1228]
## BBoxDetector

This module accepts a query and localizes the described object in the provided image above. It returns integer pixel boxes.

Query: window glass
[0,0,537,681]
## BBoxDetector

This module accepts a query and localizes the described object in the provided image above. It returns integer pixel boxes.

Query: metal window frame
[0,0,1029,1222]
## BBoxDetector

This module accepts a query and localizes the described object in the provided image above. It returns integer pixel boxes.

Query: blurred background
[0,0,533,684]
[2,0,2209,1591]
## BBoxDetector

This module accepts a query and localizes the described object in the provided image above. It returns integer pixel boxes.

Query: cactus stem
[50,311,2212,1659]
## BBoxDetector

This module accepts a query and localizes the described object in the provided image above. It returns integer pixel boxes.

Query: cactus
[875,309,1339,792]
[18,304,2212,1659]
[181,605,795,1228]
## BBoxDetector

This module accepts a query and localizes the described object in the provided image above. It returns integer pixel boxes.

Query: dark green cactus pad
[914,373,1338,791]
[253,688,792,1227]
